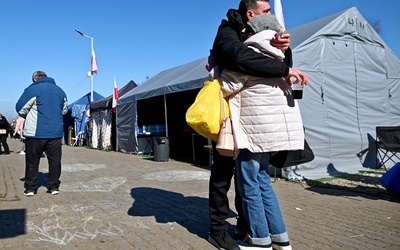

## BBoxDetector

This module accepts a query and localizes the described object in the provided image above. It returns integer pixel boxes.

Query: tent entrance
[136,89,210,165]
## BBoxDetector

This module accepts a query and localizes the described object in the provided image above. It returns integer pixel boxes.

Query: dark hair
[32,71,47,82]
[238,0,269,22]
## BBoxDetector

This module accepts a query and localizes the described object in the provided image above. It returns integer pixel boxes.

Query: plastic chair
[376,126,400,171]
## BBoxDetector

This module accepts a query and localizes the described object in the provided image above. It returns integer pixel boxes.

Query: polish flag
[274,0,286,30]
[112,77,119,112]
[91,47,98,75]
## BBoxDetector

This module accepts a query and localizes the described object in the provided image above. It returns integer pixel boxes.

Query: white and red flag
[112,77,119,112]
[91,47,98,75]
[274,0,286,30]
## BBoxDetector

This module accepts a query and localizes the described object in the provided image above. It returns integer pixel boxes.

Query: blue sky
[1,0,399,120]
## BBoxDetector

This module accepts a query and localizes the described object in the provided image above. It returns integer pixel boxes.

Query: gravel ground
[301,170,400,200]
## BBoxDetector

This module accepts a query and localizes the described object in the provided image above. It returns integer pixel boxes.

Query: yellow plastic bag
[186,78,230,141]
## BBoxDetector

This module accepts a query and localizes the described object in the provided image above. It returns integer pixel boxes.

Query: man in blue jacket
[15,71,68,197]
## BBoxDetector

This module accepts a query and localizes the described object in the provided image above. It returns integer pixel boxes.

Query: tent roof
[289,7,400,77]
[67,91,104,111]
[119,57,209,104]
[287,9,346,48]
[289,7,391,51]
[91,80,137,111]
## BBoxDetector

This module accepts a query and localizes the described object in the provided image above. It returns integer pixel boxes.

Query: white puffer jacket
[220,30,304,157]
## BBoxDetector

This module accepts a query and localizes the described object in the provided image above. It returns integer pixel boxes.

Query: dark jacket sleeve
[1,116,11,135]
[213,19,292,78]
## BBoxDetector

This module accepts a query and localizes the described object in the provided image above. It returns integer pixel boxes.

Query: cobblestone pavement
[1,139,399,249]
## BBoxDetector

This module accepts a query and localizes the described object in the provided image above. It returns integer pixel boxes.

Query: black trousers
[0,134,10,153]
[24,138,62,191]
[209,142,247,232]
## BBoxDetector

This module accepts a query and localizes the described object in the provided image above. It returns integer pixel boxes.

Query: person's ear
[246,10,254,20]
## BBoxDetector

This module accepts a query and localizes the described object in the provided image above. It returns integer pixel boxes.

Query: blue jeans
[235,149,289,246]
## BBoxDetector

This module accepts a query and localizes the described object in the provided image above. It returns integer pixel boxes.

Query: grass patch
[309,169,386,184]
[310,174,362,183]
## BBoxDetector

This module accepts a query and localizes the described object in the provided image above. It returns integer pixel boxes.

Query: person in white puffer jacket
[220,13,308,250]
[221,15,305,157]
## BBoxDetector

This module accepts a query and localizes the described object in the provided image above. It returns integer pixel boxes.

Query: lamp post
[75,29,95,102]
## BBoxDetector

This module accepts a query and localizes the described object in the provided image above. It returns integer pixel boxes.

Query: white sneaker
[237,240,272,250]
[287,172,304,181]
[24,190,35,196]
[19,151,26,155]
[49,188,59,195]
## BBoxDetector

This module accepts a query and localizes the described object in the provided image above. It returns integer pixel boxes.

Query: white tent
[290,7,400,178]
[116,7,400,178]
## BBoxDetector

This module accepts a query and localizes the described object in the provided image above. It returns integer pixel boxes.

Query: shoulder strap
[219,88,226,120]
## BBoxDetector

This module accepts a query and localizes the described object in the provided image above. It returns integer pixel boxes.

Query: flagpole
[274,0,286,30]
[75,29,95,102]
[89,37,94,102]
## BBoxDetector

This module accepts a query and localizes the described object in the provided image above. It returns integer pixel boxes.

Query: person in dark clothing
[208,143,245,250]
[15,71,68,197]
[207,1,307,250]
[0,113,11,154]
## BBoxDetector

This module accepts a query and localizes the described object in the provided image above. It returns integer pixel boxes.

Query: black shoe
[49,187,59,195]
[208,230,240,250]
[24,190,35,197]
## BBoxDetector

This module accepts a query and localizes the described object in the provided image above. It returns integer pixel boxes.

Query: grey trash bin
[153,137,169,162]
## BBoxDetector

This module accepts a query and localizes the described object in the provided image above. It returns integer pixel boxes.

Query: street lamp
[75,29,95,102]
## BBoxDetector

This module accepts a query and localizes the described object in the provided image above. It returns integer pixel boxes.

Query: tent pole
[115,109,119,152]
[164,94,168,137]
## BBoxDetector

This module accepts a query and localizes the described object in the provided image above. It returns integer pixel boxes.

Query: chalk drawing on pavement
[62,164,107,172]
[142,170,209,182]
[27,204,123,245]
[62,177,127,192]
[134,220,151,230]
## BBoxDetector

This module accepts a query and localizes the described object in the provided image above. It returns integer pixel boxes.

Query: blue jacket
[16,77,68,139]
